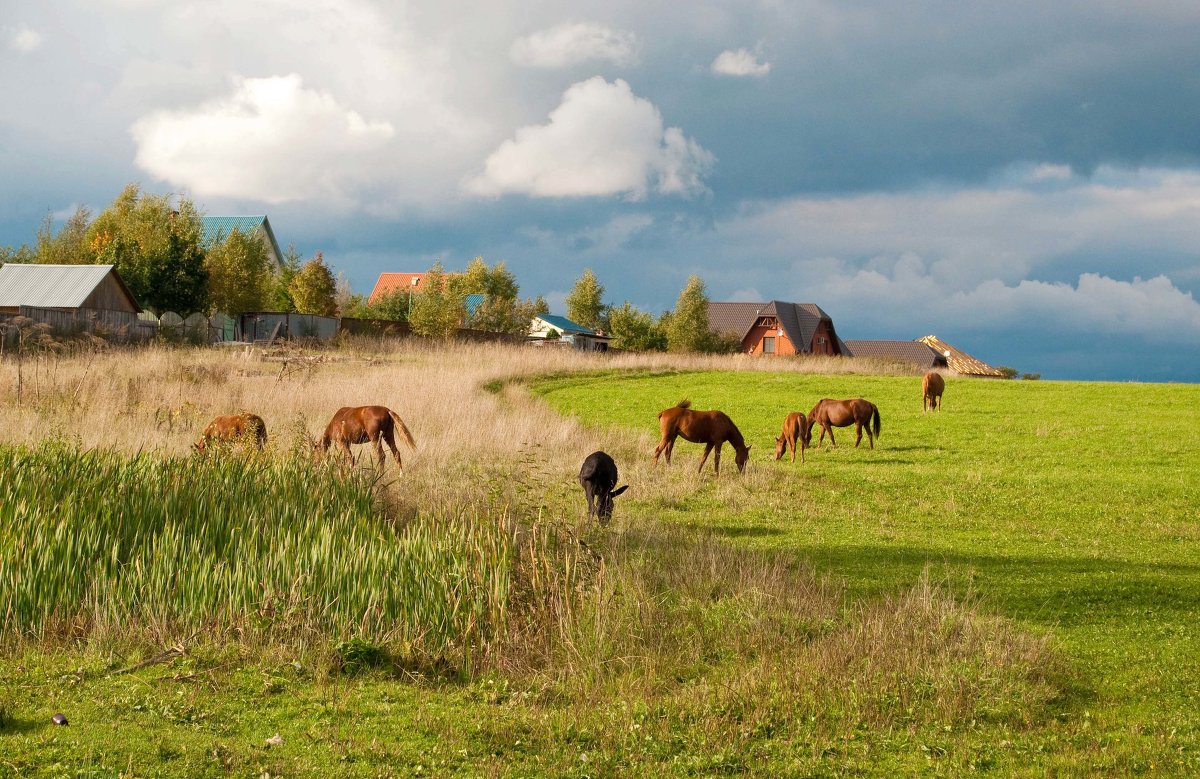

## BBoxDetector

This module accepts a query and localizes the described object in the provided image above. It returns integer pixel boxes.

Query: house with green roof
[529,314,611,352]
[201,215,284,268]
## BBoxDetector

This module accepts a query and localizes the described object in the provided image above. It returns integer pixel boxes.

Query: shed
[844,340,948,370]
[708,300,848,356]
[0,263,141,314]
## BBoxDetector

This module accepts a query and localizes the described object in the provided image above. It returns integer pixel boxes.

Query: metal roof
[201,215,283,265]
[844,340,947,369]
[0,263,140,311]
[536,314,597,335]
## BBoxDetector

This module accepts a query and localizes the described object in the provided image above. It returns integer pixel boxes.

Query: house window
[763,336,776,354]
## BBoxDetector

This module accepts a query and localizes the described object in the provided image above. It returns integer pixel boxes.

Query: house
[843,340,949,371]
[916,335,1006,377]
[707,301,848,356]
[368,271,466,305]
[0,263,145,339]
[202,215,284,268]
[529,314,611,351]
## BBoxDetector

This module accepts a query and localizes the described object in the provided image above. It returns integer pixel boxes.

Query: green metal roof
[201,215,283,265]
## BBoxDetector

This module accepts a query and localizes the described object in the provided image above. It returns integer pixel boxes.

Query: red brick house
[708,301,848,356]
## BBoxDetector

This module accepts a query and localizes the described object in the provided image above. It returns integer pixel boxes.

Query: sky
[2,1,1199,382]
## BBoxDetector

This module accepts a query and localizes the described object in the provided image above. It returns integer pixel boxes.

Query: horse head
[774,436,786,461]
[597,484,629,524]
[735,444,751,473]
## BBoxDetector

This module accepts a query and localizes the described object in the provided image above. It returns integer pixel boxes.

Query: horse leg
[789,432,797,463]
[338,439,355,467]
[854,422,863,448]
[654,433,673,465]
[713,442,723,475]
[697,442,714,473]
[383,429,403,473]
[826,424,836,448]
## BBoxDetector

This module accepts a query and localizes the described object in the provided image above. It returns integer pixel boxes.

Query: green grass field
[2,363,1198,776]
[530,369,1200,773]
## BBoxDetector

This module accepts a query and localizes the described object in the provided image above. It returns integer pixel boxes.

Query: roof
[0,263,141,312]
[708,300,849,354]
[844,340,948,369]
[916,335,1006,377]
[535,314,599,336]
[368,271,461,303]
[201,215,283,265]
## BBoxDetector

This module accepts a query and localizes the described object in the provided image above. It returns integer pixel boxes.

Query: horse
[579,451,628,524]
[316,405,416,472]
[774,411,811,463]
[922,371,945,413]
[193,413,267,452]
[807,398,881,449]
[653,400,750,474]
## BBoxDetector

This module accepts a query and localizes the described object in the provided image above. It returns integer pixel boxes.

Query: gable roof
[535,314,599,336]
[708,300,848,354]
[844,340,948,370]
[0,263,142,312]
[201,215,283,265]
[368,271,464,303]
[917,335,1005,377]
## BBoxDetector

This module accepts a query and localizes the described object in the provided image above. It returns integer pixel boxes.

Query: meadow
[0,340,1196,776]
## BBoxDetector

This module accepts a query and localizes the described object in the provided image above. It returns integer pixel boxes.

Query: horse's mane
[676,399,692,409]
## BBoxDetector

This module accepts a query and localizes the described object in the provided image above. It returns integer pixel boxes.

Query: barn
[844,340,949,371]
[707,300,848,356]
[0,263,145,338]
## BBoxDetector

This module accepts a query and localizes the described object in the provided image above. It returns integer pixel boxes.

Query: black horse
[579,451,628,524]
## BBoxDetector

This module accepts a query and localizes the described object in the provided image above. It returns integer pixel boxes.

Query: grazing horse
[654,400,751,475]
[807,398,881,449]
[579,451,628,524]
[922,371,945,413]
[317,405,416,472]
[774,411,811,464]
[193,413,267,452]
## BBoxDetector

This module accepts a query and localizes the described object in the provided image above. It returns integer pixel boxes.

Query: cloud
[510,22,637,68]
[466,77,714,199]
[710,48,770,77]
[7,26,43,52]
[130,74,394,205]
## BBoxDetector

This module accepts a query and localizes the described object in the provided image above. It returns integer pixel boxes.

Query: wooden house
[529,314,611,351]
[707,300,848,356]
[0,263,145,338]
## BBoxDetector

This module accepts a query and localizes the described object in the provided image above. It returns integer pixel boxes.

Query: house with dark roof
[529,314,611,351]
[708,301,848,356]
[201,215,284,268]
[917,335,1006,377]
[843,340,948,371]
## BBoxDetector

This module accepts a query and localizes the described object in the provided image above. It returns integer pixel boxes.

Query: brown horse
[774,411,811,463]
[317,405,416,471]
[193,413,267,452]
[922,371,945,413]
[654,400,750,474]
[807,398,881,449]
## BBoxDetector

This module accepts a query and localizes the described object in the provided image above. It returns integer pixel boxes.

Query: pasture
[0,342,1196,775]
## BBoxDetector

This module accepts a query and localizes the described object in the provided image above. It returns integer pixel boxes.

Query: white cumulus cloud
[130,74,394,205]
[711,48,770,77]
[7,25,43,52]
[466,77,714,200]
[510,22,637,68]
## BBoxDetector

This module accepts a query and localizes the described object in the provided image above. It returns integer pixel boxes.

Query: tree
[448,256,544,334]
[289,252,338,315]
[0,243,36,267]
[268,245,304,312]
[205,228,273,315]
[408,262,464,337]
[667,275,713,353]
[565,269,606,331]
[35,206,92,265]
[85,184,209,314]
[607,302,667,351]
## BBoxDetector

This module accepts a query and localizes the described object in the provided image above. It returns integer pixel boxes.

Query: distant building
[916,335,1006,377]
[0,263,141,315]
[201,215,284,268]
[844,340,949,371]
[368,271,461,305]
[707,300,848,356]
[529,314,611,351]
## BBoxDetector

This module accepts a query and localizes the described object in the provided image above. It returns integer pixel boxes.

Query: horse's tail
[872,404,881,439]
[676,399,691,409]
[388,409,417,449]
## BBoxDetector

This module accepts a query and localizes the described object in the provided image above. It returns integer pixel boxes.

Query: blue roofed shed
[529,314,611,351]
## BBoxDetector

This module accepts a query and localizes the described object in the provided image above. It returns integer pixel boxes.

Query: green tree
[35,206,92,265]
[667,275,713,353]
[0,243,36,267]
[85,184,209,314]
[408,262,464,337]
[565,269,606,331]
[450,256,541,334]
[268,245,304,311]
[607,301,667,351]
[289,252,338,315]
[205,228,273,315]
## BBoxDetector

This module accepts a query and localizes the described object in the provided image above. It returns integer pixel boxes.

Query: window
[763,336,776,354]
